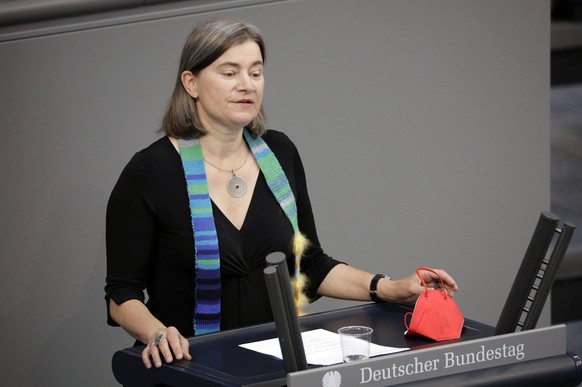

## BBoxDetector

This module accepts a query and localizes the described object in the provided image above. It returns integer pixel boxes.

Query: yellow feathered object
[292,232,310,316]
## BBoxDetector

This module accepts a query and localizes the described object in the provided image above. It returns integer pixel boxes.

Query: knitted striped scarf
[179,129,308,336]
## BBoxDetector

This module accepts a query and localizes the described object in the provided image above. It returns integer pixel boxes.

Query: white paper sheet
[239,328,409,366]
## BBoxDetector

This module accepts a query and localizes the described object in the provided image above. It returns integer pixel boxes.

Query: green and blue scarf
[179,129,308,335]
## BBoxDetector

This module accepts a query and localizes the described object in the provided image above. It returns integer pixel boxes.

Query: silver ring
[151,333,165,346]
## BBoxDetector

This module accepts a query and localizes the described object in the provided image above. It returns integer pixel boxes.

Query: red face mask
[404,267,464,341]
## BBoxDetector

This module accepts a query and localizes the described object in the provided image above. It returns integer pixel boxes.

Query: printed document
[239,328,408,366]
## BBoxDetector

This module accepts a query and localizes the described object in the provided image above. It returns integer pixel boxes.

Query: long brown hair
[159,19,267,139]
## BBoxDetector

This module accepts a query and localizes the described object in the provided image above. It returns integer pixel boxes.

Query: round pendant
[227,175,247,198]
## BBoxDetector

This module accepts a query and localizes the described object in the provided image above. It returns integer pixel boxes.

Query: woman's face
[183,40,264,134]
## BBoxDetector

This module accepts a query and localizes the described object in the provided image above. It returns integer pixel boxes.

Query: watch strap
[370,274,389,302]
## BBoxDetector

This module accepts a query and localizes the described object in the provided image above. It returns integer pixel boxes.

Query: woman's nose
[236,73,256,92]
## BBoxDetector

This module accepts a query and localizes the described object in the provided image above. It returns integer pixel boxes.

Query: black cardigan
[105,130,341,338]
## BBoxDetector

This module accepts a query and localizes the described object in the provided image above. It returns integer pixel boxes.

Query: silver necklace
[203,150,249,198]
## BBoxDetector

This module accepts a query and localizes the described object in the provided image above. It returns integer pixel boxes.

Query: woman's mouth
[233,99,254,107]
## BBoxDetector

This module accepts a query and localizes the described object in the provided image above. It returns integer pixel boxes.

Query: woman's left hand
[389,268,459,304]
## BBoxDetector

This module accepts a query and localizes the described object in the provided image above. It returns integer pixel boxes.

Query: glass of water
[338,326,373,363]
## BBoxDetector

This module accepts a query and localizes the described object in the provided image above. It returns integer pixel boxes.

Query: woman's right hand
[141,326,192,369]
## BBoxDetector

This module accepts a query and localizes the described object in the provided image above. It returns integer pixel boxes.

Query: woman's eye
[251,72,262,79]
[223,72,236,77]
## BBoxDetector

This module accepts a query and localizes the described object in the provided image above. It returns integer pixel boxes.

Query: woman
[105,19,458,369]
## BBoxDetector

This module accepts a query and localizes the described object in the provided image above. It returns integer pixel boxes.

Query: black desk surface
[113,303,494,386]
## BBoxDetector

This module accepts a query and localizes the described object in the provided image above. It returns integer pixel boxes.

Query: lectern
[113,212,581,385]
[111,303,582,386]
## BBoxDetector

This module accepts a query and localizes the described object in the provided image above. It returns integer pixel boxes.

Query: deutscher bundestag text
[361,343,525,383]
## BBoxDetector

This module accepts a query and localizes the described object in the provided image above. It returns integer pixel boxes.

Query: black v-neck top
[105,130,341,338]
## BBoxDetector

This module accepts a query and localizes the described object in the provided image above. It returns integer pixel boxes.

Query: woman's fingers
[437,269,458,291]
[421,268,459,296]
[158,335,176,364]
[180,336,192,360]
[166,332,184,360]
[141,345,153,369]
[142,341,164,368]
[141,327,191,368]
[165,326,191,361]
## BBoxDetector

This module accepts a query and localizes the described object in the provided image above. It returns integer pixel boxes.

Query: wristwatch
[369,274,390,303]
